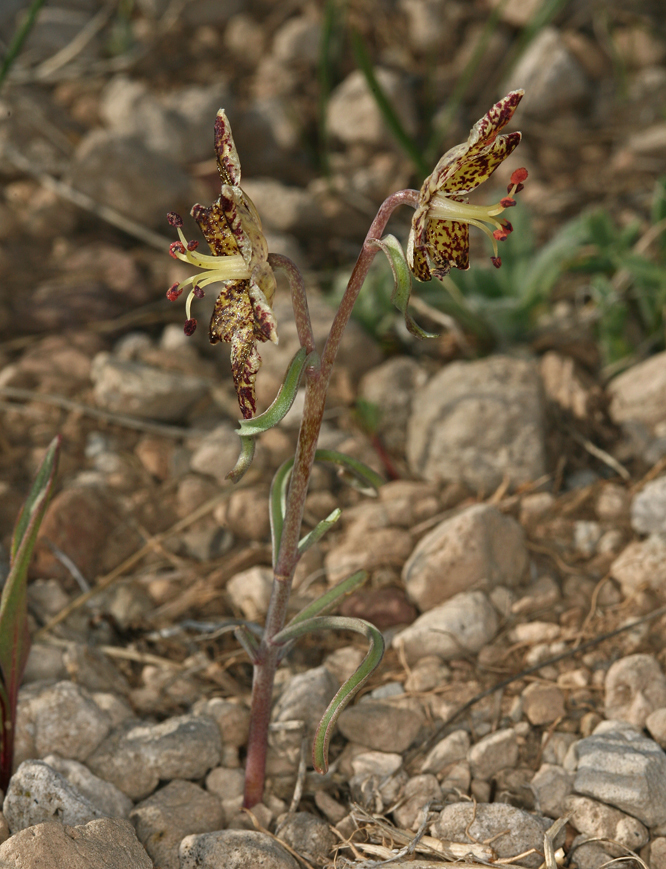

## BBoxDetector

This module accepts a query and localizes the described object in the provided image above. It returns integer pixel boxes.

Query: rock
[521,683,566,726]
[179,829,298,869]
[573,725,666,827]
[596,485,630,522]
[87,715,221,801]
[431,802,554,869]
[327,68,416,147]
[393,774,442,830]
[350,751,403,778]
[67,130,192,228]
[192,698,251,748]
[337,701,424,753]
[91,352,208,423]
[3,760,105,832]
[23,643,66,683]
[0,818,152,868]
[468,729,519,781]
[530,763,574,818]
[325,525,414,585]
[610,535,666,597]
[421,729,470,775]
[32,486,117,581]
[189,423,246,483]
[358,357,428,454]
[402,504,527,610]
[42,755,133,819]
[604,654,666,727]
[273,666,339,733]
[277,811,336,865]
[405,655,451,693]
[339,585,417,631]
[206,766,245,816]
[63,643,131,695]
[100,77,230,164]
[609,352,666,429]
[130,780,224,869]
[631,477,666,534]
[217,487,270,541]
[393,591,499,665]
[541,732,577,766]
[241,178,323,236]
[226,566,274,621]
[565,795,649,850]
[646,708,666,748]
[503,27,589,118]
[573,521,603,557]
[651,838,666,869]
[29,681,111,761]
[406,356,545,492]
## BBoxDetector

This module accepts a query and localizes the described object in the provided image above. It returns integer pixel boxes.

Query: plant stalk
[243,189,418,807]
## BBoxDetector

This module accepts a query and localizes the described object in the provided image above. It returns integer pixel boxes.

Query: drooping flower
[166,109,278,419]
[407,90,528,280]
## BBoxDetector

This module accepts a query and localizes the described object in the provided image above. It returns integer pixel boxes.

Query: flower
[166,109,278,419]
[407,90,528,280]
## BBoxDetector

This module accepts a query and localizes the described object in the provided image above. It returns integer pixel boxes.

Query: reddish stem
[243,188,418,808]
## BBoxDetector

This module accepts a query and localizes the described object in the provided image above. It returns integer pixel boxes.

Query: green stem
[242,188,418,807]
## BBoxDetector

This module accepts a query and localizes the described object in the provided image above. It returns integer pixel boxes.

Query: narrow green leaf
[314,449,385,493]
[0,435,60,791]
[0,0,48,92]
[273,615,385,773]
[269,457,295,567]
[369,235,437,339]
[234,624,261,663]
[297,508,342,556]
[226,435,255,485]
[288,569,368,627]
[238,347,309,438]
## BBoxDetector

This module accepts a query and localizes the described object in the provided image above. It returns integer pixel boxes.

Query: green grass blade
[287,569,368,627]
[0,0,48,92]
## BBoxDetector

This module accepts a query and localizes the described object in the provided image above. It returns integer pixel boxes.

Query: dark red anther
[491,256,502,268]
[493,228,509,241]
[193,286,205,299]
[184,318,197,336]
[510,168,528,185]
[166,283,182,301]
[167,212,183,227]
[500,197,516,208]
[187,240,199,251]
[169,241,186,258]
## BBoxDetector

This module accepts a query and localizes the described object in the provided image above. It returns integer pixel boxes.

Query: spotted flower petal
[165,109,277,419]
[408,90,527,282]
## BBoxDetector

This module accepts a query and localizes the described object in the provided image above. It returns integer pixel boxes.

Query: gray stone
[565,795,649,851]
[192,698,251,748]
[205,767,245,816]
[22,643,66,683]
[87,715,221,801]
[0,818,152,868]
[431,802,554,869]
[608,351,666,429]
[190,423,247,483]
[31,681,111,762]
[277,811,336,865]
[179,829,298,869]
[100,77,230,164]
[504,27,589,118]
[393,774,442,830]
[350,751,403,778]
[242,178,324,236]
[337,701,424,753]
[42,755,132,819]
[327,68,417,147]
[646,708,666,748]
[573,725,666,827]
[359,357,429,454]
[273,666,339,733]
[631,477,666,534]
[130,780,224,869]
[421,729,470,775]
[611,535,666,597]
[393,591,499,665]
[402,504,527,610]
[3,760,105,832]
[468,729,519,781]
[530,763,574,818]
[406,356,545,492]
[63,643,131,696]
[522,682,565,725]
[67,130,192,228]
[604,654,666,728]
[225,566,274,620]
[91,352,208,423]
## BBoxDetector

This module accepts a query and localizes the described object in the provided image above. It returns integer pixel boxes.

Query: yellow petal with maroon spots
[438,131,522,195]
[191,199,240,258]
[214,109,241,186]
[464,90,524,160]
[426,218,469,276]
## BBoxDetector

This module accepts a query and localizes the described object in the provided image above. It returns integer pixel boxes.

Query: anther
[184,318,197,336]
[167,212,183,227]
[166,283,182,301]
[169,241,186,258]
[187,240,199,251]
[193,286,205,299]
[491,256,502,268]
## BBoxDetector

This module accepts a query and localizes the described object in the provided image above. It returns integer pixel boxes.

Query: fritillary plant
[166,91,527,807]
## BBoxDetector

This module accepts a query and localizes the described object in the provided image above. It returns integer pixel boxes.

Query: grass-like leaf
[0,435,60,790]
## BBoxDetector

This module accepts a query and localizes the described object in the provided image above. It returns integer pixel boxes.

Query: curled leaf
[272,615,385,774]
[297,508,341,556]
[238,347,309,437]
[288,570,369,627]
[226,435,255,484]
[369,235,437,339]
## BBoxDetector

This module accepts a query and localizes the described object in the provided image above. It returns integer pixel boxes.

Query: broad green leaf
[369,235,437,339]
[0,435,60,791]
[272,614,385,773]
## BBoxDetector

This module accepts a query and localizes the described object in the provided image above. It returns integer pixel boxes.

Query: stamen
[187,240,199,251]
[491,256,502,268]
[193,286,205,299]
[499,197,516,208]
[167,212,183,227]
[169,241,186,258]
[184,318,197,336]
[166,283,182,301]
